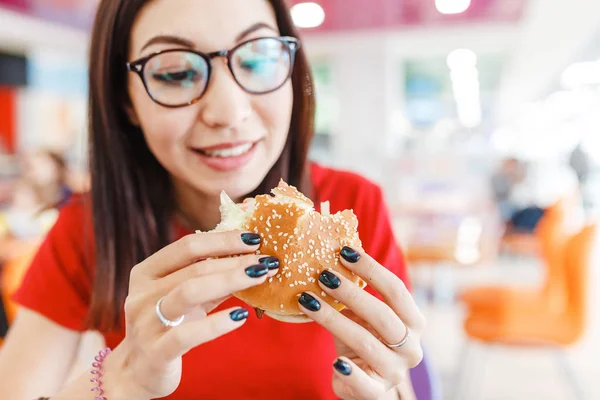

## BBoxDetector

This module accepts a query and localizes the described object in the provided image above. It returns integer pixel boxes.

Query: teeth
[203,143,253,158]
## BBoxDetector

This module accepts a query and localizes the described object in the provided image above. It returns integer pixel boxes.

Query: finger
[136,231,262,278]
[339,247,424,330]
[184,295,231,320]
[160,262,279,321]
[154,306,249,362]
[298,292,399,381]
[164,254,279,286]
[331,357,384,400]
[318,270,408,347]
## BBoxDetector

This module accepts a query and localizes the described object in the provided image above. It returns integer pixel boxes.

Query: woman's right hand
[102,231,277,400]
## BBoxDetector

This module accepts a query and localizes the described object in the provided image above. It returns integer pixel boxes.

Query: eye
[151,69,201,85]
[239,56,279,74]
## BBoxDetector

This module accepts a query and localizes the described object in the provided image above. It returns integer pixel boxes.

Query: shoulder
[53,194,89,228]
[45,194,93,251]
[310,162,385,212]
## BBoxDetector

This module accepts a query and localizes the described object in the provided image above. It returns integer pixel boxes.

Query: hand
[103,231,280,400]
[298,247,425,400]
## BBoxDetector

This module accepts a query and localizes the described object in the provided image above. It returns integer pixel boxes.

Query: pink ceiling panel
[290,0,528,33]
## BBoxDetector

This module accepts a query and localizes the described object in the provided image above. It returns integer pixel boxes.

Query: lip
[190,140,260,172]
[194,141,257,152]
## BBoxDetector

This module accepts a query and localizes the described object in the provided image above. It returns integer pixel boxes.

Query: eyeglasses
[126,36,300,108]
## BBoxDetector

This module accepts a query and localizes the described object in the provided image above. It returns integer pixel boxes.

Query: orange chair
[454,224,596,400]
[0,244,39,328]
[459,198,575,314]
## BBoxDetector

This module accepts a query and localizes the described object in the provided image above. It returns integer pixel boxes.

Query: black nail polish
[333,359,352,376]
[230,308,249,322]
[340,246,360,263]
[259,256,280,270]
[298,293,321,312]
[245,264,269,278]
[241,233,261,246]
[319,270,341,289]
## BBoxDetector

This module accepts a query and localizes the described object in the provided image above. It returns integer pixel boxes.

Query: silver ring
[155,297,185,328]
[384,324,411,349]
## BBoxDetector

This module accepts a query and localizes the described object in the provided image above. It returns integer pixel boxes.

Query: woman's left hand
[298,246,426,400]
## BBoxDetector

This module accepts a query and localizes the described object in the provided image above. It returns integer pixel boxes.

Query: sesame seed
[321,291,327,297]
[289,284,295,287]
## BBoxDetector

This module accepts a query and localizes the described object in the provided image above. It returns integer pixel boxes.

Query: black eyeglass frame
[126,36,301,108]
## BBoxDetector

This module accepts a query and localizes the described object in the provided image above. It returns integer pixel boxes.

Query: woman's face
[127,0,293,200]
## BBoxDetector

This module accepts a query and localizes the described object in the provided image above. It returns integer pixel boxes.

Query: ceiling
[0,0,526,33]
[291,0,526,33]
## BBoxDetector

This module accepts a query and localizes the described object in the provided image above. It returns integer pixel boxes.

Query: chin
[197,172,267,200]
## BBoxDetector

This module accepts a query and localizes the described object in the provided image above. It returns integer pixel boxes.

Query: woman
[0,0,425,399]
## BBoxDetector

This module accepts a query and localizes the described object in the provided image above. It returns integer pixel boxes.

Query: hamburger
[207,180,366,323]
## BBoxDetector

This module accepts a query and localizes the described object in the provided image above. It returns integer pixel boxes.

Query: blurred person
[506,160,580,233]
[490,157,526,222]
[0,1,425,400]
[569,142,591,186]
[0,179,57,263]
[21,149,73,209]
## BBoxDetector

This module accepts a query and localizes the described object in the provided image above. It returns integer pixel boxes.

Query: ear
[125,103,141,127]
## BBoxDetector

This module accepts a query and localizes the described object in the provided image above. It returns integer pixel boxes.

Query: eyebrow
[139,22,278,53]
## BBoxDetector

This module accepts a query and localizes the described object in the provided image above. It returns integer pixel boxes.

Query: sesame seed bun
[212,180,366,323]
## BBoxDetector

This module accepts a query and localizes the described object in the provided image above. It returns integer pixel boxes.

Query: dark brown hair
[87,0,315,331]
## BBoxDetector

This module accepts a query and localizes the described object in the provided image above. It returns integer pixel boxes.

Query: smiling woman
[0,0,424,399]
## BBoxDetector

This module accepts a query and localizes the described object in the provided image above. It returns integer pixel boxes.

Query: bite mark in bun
[205,180,366,323]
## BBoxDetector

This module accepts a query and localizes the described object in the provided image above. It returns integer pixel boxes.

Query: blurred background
[1,0,600,399]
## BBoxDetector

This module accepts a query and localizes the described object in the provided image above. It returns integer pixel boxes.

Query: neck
[172,180,241,233]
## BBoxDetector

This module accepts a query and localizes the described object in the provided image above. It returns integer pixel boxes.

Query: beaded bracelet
[90,347,112,400]
[35,348,112,400]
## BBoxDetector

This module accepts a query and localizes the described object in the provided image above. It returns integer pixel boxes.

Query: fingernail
[319,270,341,289]
[340,246,360,263]
[241,233,261,246]
[258,256,280,270]
[298,293,321,312]
[333,359,352,376]
[245,264,269,278]
[230,308,249,322]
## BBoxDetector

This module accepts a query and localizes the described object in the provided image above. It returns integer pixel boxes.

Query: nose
[198,61,251,129]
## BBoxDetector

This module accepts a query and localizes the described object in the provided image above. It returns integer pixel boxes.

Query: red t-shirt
[13,163,408,400]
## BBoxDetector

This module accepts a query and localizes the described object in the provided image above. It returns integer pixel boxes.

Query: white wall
[497,0,600,121]
[303,23,519,184]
